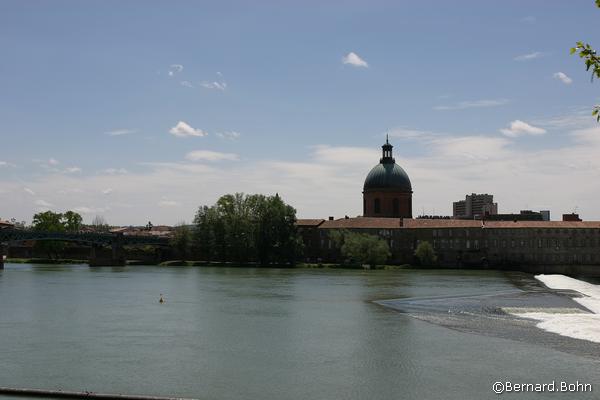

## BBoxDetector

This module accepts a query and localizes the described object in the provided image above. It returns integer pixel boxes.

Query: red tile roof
[319,217,403,229]
[404,219,600,229]
[403,219,482,228]
[483,220,600,229]
[296,219,325,227]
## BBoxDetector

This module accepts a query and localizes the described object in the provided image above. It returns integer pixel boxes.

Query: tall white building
[453,193,498,219]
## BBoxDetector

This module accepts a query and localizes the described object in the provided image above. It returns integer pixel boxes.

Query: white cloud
[389,128,439,141]
[24,187,36,195]
[521,16,536,24]
[342,52,368,68]
[200,81,227,91]
[185,150,239,162]
[434,99,509,111]
[514,51,543,61]
[169,121,208,138]
[65,167,82,173]
[553,72,573,84]
[430,136,512,161]
[73,206,109,214]
[48,158,59,166]
[158,200,181,207]
[311,146,379,165]
[168,64,183,77]
[5,114,600,225]
[103,168,128,175]
[35,199,54,208]
[105,129,137,136]
[58,188,84,195]
[0,161,6,166]
[180,81,194,88]
[216,131,241,140]
[500,120,547,137]
[102,188,114,195]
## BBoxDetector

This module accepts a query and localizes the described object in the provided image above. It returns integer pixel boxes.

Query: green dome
[363,162,412,192]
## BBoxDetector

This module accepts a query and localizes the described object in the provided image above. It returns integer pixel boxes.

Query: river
[0,264,598,400]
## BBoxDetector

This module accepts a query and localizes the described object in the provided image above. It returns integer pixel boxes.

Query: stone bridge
[0,229,169,268]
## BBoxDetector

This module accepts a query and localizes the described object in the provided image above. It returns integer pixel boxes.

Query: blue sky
[1,1,600,224]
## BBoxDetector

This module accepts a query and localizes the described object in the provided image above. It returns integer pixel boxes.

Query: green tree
[332,230,390,266]
[414,241,437,267]
[63,211,82,232]
[31,210,84,259]
[32,211,66,259]
[252,193,303,265]
[193,193,302,265]
[171,223,192,261]
[570,0,600,121]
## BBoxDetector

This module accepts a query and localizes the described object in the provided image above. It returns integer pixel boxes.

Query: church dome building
[363,137,413,218]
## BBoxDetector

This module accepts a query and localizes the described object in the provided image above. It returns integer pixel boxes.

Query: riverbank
[157,260,413,270]
[6,258,87,264]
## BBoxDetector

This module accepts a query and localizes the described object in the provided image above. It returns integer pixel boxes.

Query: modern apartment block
[453,193,498,219]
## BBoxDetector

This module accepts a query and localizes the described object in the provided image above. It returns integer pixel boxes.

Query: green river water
[0,264,598,399]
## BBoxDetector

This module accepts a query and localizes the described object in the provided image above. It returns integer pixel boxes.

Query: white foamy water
[511,274,600,344]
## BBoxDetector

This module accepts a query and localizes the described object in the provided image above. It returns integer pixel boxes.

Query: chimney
[345,215,349,219]
[328,216,334,221]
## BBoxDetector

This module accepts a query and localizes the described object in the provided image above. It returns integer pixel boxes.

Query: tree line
[181,193,303,266]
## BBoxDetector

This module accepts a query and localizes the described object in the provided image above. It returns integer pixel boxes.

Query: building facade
[297,217,600,268]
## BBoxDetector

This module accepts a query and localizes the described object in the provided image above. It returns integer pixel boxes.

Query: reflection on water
[0,264,598,400]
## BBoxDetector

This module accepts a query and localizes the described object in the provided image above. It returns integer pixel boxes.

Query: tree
[63,211,82,232]
[31,210,83,259]
[32,211,66,259]
[90,215,110,233]
[332,230,390,266]
[171,223,192,261]
[570,0,600,121]
[414,241,437,267]
[193,193,302,265]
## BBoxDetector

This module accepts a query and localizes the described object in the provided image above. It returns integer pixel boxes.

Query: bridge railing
[0,229,169,246]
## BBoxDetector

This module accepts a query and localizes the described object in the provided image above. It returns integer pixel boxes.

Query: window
[374,198,381,214]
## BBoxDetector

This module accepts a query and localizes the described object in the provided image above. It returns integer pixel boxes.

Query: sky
[1,0,600,225]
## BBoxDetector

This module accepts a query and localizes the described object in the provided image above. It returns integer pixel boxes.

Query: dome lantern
[380,134,395,164]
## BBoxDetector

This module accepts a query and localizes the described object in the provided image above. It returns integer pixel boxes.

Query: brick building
[297,139,600,268]
[297,217,600,267]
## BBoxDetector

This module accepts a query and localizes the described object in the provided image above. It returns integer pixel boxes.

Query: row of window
[431,228,600,237]
[431,237,600,250]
